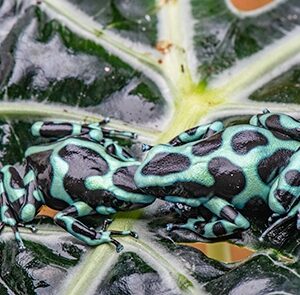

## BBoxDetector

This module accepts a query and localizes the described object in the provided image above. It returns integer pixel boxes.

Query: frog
[0,118,155,252]
[134,111,300,239]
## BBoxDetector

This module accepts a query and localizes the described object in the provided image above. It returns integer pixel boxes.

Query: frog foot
[11,225,26,251]
[18,223,38,233]
[97,230,138,252]
[102,117,110,124]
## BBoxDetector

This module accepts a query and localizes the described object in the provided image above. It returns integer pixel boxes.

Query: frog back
[25,138,118,209]
[26,137,154,211]
[135,125,300,200]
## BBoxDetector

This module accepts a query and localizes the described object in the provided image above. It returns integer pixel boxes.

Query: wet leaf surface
[0,0,300,294]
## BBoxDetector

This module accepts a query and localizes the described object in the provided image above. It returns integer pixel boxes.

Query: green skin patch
[2,112,300,250]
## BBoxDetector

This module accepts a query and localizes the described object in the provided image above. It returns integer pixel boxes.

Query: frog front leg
[265,150,300,220]
[0,187,24,249]
[167,197,250,238]
[250,112,300,140]
[168,121,224,146]
[54,201,137,252]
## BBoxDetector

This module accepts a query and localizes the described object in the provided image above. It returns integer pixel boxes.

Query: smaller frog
[0,119,155,252]
[135,111,300,240]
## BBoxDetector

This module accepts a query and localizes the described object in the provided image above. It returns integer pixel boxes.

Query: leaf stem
[41,0,160,70]
[216,28,300,97]
[156,0,196,96]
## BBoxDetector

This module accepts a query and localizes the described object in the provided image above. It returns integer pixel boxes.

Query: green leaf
[1,0,300,294]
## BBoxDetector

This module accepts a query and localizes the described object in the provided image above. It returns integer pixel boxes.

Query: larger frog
[0,119,155,251]
[135,111,300,239]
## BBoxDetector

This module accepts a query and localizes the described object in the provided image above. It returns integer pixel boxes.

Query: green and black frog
[2,111,300,251]
[135,111,300,240]
[0,119,155,252]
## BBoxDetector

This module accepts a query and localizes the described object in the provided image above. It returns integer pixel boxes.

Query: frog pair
[1,111,300,251]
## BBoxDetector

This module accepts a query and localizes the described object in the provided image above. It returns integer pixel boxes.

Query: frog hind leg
[169,121,224,146]
[250,112,300,140]
[54,201,137,252]
[167,197,250,238]
[31,121,137,162]
[259,199,300,243]
[260,152,300,241]
[31,119,137,142]
[31,120,107,139]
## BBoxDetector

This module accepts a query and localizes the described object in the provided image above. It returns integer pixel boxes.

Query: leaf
[0,0,300,294]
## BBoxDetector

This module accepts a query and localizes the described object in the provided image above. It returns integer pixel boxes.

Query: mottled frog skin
[3,111,300,250]
[135,111,300,239]
[0,119,154,251]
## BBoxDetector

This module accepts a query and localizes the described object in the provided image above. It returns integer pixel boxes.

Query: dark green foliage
[192,0,300,80]
[250,64,300,103]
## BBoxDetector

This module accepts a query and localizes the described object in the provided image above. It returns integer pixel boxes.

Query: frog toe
[130,231,138,239]
[102,117,110,124]
[142,143,152,152]
[166,223,175,231]
[30,225,38,233]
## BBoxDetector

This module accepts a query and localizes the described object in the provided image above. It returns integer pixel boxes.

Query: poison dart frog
[135,111,300,239]
[0,119,155,252]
